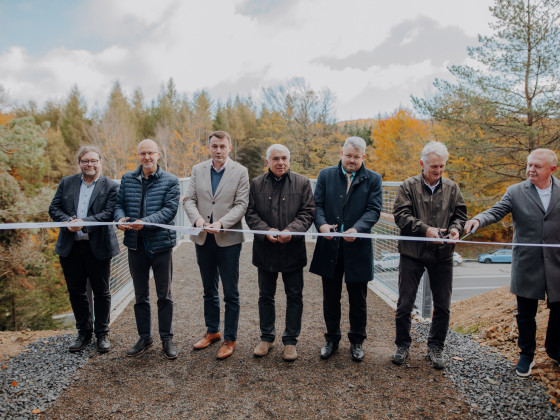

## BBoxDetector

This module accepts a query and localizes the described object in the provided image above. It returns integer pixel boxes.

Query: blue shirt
[75,176,98,240]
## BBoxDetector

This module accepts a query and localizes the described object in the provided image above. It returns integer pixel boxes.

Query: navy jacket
[114,165,180,253]
[310,161,382,283]
[49,174,120,260]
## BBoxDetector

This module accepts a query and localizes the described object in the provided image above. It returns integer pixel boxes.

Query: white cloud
[0,0,494,119]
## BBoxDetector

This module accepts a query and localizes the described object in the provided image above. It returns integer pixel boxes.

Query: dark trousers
[395,254,453,350]
[195,234,241,341]
[128,246,173,341]
[59,241,111,337]
[322,244,368,345]
[516,296,560,359]
[258,267,303,345]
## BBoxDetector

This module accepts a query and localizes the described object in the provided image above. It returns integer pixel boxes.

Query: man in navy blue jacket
[310,137,382,362]
[115,139,180,360]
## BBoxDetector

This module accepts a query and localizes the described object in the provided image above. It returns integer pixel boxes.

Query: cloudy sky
[0,0,495,121]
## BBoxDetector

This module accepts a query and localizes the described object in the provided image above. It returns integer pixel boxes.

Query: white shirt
[535,183,552,211]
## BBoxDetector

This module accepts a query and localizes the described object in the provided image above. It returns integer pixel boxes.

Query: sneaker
[391,347,409,365]
[516,355,535,377]
[426,347,445,370]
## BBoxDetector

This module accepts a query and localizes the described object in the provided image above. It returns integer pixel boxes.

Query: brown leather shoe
[193,332,221,350]
[253,341,274,357]
[217,340,236,359]
[283,345,297,361]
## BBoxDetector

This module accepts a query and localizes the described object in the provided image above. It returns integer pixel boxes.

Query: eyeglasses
[80,159,99,165]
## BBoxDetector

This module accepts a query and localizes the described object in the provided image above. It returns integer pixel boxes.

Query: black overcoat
[309,161,382,283]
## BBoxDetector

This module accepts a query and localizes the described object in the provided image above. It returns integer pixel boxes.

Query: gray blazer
[49,174,121,260]
[474,176,560,302]
[183,159,249,247]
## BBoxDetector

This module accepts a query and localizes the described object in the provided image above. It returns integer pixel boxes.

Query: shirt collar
[211,158,229,173]
[81,174,100,186]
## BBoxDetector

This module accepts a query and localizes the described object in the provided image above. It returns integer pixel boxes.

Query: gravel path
[1,241,558,419]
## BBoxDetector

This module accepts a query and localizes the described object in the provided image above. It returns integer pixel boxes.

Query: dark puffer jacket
[245,170,315,272]
[114,165,180,253]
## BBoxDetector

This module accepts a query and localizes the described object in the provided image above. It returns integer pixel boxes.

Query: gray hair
[76,145,102,162]
[343,137,366,154]
[266,144,290,160]
[528,148,558,166]
[421,141,449,164]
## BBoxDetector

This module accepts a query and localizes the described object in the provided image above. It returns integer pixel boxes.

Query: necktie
[346,172,353,193]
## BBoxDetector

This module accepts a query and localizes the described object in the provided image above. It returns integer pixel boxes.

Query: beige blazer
[183,159,249,246]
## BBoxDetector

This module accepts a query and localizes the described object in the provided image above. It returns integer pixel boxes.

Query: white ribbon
[1,221,559,248]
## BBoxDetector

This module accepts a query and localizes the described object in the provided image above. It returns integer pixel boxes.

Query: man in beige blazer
[183,130,250,359]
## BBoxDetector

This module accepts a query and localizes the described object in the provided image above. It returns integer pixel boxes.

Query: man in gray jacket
[392,141,467,370]
[464,148,560,377]
[245,144,315,361]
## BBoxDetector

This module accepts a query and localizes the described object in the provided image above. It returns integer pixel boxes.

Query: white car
[374,253,400,271]
[453,252,463,267]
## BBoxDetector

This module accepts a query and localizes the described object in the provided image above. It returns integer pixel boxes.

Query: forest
[1,0,560,330]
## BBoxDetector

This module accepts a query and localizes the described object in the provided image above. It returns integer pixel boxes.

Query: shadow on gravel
[3,242,558,419]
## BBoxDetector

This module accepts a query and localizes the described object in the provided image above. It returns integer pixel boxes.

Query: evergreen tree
[413,0,560,197]
[60,85,88,151]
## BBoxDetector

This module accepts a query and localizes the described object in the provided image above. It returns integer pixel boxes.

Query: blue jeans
[195,234,241,341]
[128,247,174,342]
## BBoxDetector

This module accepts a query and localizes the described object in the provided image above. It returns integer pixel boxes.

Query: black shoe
[68,335,91,353]
[391,346,409,365]
[126,338,153,357]
[547,351,560,367]
[426,347,445,370]
[320,341,338,359]
[162,341,178,360]
[96,335,111,353]
[350,343,364,362]
[516,355,535,377]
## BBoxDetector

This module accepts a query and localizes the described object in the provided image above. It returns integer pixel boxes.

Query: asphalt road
[452,261,511,302]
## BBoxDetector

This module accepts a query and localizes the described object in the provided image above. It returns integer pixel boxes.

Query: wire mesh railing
[108,178,432,319]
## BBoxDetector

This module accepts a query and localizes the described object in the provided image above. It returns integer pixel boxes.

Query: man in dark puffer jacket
[115,139,180,360]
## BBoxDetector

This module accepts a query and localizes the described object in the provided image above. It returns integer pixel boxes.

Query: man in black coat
[49,145,120,353]
[310,137,382,362]
[245,144,315,361]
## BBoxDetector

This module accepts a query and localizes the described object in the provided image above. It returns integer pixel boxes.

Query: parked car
[453,252,463,267]
[374,253,400,271]
[478,249,513,264]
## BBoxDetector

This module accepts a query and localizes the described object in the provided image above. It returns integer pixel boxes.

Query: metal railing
[108,178,432,320]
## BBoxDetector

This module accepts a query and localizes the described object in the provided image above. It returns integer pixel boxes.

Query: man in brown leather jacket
[391,141,467,370]
[245,144,315,361]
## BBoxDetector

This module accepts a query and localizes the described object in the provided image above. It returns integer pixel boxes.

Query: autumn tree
[262,78,338,176]
[413,0,560,201]
[0,117,68,330]
[370,109,429,182]
[86,81,138,178]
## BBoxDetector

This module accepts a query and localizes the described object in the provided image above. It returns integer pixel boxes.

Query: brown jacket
[245,171,315,272]
[393,174,467,264]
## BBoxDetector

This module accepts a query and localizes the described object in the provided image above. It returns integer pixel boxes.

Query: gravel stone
[1,242,558,418]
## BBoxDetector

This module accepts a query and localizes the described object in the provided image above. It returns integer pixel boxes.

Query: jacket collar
[338,161,366,180]
[133,164,162,180]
